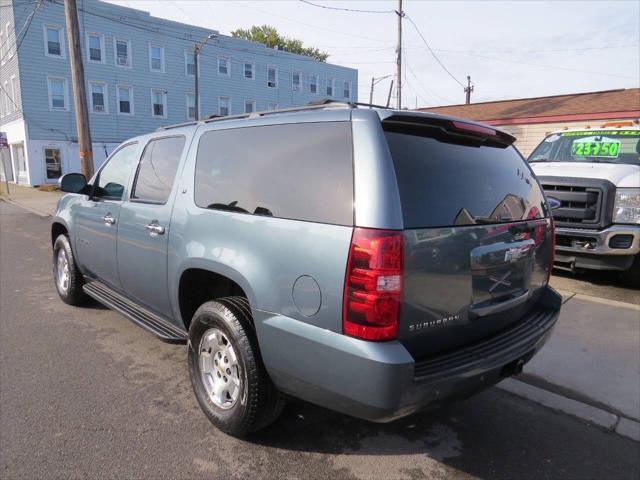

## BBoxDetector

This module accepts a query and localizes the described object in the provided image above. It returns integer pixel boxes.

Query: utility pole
[194,44,200,120]
[193,33,216,121]
[64,0,93,179]
[395,0,404,109]
[464,75,474,104]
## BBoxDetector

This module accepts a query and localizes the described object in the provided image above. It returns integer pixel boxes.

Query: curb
[498,378,640,442]
[0,196,52,218]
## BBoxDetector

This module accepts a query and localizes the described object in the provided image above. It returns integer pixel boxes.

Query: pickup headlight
[613,188,640,224]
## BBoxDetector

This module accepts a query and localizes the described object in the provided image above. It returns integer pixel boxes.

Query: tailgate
[383,116,553,359]
[400,220,553,358]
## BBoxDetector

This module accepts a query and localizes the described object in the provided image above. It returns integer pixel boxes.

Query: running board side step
[83,281,187,343]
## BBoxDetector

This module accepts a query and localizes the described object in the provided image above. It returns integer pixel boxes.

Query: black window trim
[129,134,187,206]
[192,121,355,227]
[90,141,138,202]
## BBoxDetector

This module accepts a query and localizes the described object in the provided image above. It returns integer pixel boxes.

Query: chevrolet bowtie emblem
[488,270,512,292]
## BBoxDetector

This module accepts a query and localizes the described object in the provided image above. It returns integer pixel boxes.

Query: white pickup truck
[528,124,639,287]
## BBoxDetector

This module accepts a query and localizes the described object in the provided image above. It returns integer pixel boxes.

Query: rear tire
[621,254,640,289]
[187,297,285,437]
[53,234,88,305]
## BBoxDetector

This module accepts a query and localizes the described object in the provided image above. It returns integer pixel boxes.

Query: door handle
[103,214,116,226]
[144,221,165,236]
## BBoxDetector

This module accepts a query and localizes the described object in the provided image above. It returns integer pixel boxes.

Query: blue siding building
[0,0,358,185]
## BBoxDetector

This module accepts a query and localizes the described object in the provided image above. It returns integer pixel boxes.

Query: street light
[369,75,393,108]
[194,33,217,120]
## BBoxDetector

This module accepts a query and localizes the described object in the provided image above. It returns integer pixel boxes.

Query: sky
[105,0,640,108]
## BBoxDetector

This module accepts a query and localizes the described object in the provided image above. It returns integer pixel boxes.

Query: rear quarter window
[385,126,547,228]
[194,122,354,225]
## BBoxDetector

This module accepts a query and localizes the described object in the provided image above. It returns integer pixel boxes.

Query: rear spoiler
[382,113,516,147]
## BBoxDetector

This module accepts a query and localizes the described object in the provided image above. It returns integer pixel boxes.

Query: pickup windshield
[528,130,640,165]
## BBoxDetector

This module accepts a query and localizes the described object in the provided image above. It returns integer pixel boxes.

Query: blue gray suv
[52,102,561,437]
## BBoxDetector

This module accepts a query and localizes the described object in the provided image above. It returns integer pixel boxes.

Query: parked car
[528,123,640,286]
[52,103,561,437]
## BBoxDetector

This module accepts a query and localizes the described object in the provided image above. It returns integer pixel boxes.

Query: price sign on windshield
[571,136,620,158]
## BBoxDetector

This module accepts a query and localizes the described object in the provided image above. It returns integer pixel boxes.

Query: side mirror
[546,196,562,211]
[59,173,88,193]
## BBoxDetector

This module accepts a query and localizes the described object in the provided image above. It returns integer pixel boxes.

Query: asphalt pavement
[1,201,639,480]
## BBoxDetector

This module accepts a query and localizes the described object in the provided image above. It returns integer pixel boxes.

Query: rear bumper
[255,287,561,422]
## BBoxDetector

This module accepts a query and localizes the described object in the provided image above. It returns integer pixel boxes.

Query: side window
[194,123,353,225]
[131,136,186,204]
[94,143,139,200]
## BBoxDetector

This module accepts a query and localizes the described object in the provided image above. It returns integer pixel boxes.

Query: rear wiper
[528,158,549,163]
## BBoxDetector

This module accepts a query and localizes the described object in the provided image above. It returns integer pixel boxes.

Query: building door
[12,143,26,183]
[44,147,62,182]
[0,147,13,182]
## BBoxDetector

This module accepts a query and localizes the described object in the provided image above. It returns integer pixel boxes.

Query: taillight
[547,217,555,284]
[342,228,403,341]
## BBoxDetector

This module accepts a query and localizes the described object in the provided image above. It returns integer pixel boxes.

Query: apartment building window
[149,44,164,72]
[10,76,18,112]
[3,82,10,113]
[185,50,197,76]
[267,65,277,88]
[244,99,256,113]
[114,38,131,67]
[5,23,14,60]
[43,25,65,58]
[326,76,334,97]
[343,80,351,99]
[89,82,108,113]
[267,102,278,111]
[117,85,134,115]
[0,86,5,116]
[292,70,301,92]
[218,56,230,76]
[151,89,167,117]
[244,61,254,79]
[47,76,68,111]
[218,96,230,116]
[309,74,318,94]
[86,33,105,63]
[187,92,196,120]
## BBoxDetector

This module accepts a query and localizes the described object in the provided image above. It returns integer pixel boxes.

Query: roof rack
[157,99,392,131]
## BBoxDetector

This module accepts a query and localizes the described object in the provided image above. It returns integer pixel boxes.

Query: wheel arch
[176,262,257,332]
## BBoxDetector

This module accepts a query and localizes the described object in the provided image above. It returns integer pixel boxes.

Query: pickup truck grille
[541,184,601,226]
[537,177,616,230]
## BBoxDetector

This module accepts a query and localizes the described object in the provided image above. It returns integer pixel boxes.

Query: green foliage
[231,25,328,62]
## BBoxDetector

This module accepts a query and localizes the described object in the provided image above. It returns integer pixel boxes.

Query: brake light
[547,217,555,284]
[450,120,496,136]
[343,228,403,341]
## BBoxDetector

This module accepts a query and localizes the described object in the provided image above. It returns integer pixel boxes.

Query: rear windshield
[384,126,548,229]
[528,130,640,165]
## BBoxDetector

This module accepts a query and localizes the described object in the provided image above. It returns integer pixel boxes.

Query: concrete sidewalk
[499,292,640,441]
[0,183,62,217]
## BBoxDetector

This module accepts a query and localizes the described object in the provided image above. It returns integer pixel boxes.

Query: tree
[231,25,328,62]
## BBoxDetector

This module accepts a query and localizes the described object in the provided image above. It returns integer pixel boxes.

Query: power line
[298,0,395,14]
[0,0,43,63]
[404,15,464,88]
[444,50,639,80]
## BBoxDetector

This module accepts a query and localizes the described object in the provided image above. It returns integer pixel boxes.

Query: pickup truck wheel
[53,234,88,305]
[188,297,285,437]
[621,254,640,288]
